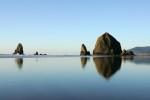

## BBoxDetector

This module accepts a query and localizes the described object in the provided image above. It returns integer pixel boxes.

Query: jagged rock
[93,32,122,55]
[121,49,134,56]
[80,44,91,56]
[13,43,24,55]
[80,44,87,55]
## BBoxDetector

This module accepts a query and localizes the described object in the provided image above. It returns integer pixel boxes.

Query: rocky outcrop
[34,51,38,55]
[80,44,91,56]
[86,51,91,55]
[93,32,122,55]
[13,43,24,55]
[121,49,134,56]
[39,54,47,55]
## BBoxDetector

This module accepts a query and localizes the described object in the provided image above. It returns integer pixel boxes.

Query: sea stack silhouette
[13,43,24,55]
[93,32,122,55]
[34,51,39,55]
[80,44,91,56]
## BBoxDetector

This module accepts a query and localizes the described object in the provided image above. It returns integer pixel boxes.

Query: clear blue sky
[0,0,150,54]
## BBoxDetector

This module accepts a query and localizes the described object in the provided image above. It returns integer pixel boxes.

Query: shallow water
[0,56,150,100]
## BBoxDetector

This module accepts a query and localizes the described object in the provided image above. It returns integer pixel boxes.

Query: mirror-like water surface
[0,56,150,100]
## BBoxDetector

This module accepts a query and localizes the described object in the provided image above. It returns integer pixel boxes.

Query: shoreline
[0,54,150,58]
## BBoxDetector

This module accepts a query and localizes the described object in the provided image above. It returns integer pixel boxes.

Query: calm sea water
[0,56,150,100]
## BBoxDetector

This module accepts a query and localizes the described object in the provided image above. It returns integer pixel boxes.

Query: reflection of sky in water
[0,56,150,99]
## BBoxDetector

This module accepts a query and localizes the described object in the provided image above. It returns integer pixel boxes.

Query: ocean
[0,55,150,100]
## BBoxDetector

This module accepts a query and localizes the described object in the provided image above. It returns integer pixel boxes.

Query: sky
[0,0,150,55]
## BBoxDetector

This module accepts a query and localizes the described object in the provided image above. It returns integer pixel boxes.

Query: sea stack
[93,32,122,55]
[80,44,91,56]
[13,43,24,55]
[34,51,39,55]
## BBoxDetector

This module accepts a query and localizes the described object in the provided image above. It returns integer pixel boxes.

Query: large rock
[80,44,91,56]
[13,43,24,55]
[93,32,122,55]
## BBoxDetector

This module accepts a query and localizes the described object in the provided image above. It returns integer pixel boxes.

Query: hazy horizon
[0,0,150,55]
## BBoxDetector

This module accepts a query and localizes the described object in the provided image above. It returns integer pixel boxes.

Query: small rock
[80,44,91,56]
[121,49,134,56]
[34,51,38,55]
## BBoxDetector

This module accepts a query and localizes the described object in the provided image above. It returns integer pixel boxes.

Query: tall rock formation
[93,32,122,55]
[13,43,24,55]
[80,44,91,56]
